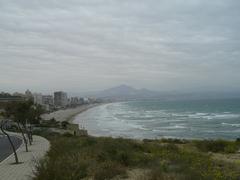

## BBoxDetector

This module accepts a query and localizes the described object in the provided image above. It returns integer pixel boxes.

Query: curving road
[0,135,22,162]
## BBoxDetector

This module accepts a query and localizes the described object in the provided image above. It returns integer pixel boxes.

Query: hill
[95,85,161,100]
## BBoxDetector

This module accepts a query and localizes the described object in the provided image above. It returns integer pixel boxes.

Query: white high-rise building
[25,89,33,100]
[54,91,68,107]
[33,93,43,105]
[42,95,54,105]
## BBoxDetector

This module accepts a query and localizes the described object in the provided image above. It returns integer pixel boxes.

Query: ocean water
[73,99,240,140]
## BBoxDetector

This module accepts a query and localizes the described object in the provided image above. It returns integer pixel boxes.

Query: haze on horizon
[0,0,240,94]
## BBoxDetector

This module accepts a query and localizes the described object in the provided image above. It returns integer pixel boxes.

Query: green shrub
[62,132,74,137]
[92,161,125,180]
[160,138,187,144]
[34,155,89,180]
[194,140,239,153]
[148,168,165,180]
[33,135,240,180]
[224,144,238,153]
[164,143,179,152]
[116,151,131,166]
[61,121,69,129]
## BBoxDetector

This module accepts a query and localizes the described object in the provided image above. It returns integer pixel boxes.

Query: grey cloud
[0,0,240,93]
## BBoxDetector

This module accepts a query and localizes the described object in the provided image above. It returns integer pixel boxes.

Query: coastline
[41,103,103,123]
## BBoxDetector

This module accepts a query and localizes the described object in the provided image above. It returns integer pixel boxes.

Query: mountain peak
[110,84,136,91]
[95,85,159,100]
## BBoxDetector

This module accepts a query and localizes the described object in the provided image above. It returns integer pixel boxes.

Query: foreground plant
[33,135,240,180]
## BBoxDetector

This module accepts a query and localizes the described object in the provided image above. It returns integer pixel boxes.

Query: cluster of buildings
[0,90,100,112]
[31,90,98,111]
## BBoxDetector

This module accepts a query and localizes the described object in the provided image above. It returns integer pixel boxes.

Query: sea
[73,99,240,140]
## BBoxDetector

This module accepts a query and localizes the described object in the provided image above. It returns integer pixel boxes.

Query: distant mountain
[94,85,161,100]
[73,85,240,101]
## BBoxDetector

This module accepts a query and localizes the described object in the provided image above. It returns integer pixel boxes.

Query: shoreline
[41,103,103,123]
[68,103,103,123]
[42,102,240,141]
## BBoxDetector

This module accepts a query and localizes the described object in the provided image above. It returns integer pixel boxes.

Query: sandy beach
[41,104,101,123]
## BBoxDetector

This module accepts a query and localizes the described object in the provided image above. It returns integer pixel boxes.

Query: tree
[4,100,45,151]
[61,121,70,129]
[4,101,31,152]
[0,117,19,164]
[26,104,44,143]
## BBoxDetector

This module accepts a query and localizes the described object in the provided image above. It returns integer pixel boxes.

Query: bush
[38,119,60,128]
[148,168,165,180]
[116,151,131,166]
[61,121,69,129]
[92,161,125,180]
[164,143,179,152]
[224,144,238,153]
[62,132,74,137]
[34,155,89,180]
[194,140,239,153]
[160,138,187,144]
[33,135,240,180]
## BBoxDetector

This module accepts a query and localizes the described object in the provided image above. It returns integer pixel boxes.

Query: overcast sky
[0,0,240,94]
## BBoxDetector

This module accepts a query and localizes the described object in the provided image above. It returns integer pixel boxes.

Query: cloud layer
[0,0,240,93]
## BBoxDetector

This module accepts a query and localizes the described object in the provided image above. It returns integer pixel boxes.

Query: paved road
[0,135,22,162]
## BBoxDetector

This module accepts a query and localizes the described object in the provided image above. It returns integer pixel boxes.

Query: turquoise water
[74,99,240,140]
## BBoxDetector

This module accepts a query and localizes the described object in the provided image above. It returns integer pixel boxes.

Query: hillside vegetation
[33,133,240,180]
